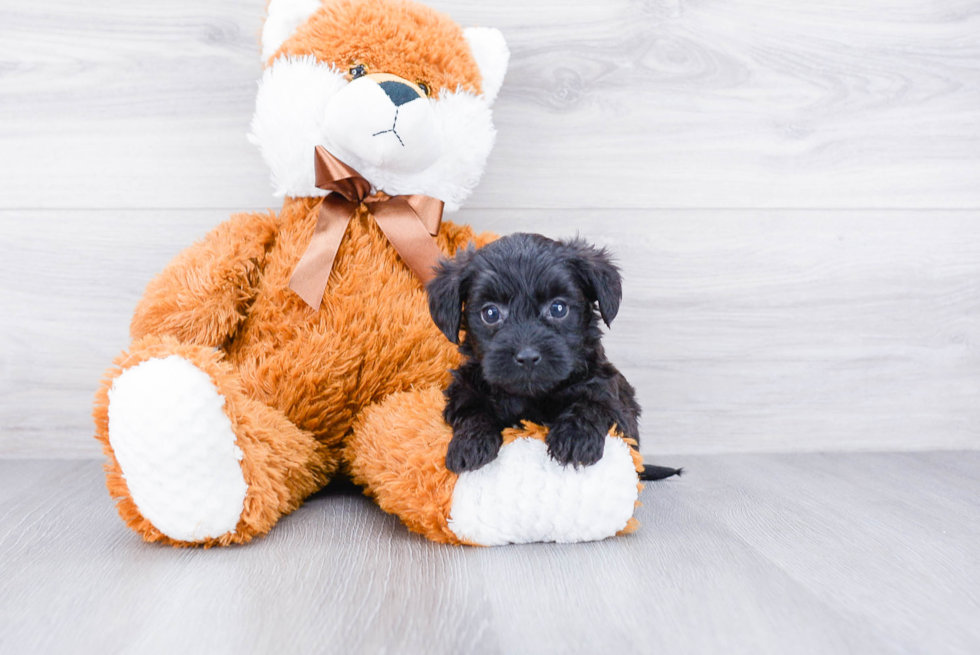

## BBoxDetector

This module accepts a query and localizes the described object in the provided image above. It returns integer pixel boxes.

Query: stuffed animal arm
[348,389,648,545]
[129,212,279,346]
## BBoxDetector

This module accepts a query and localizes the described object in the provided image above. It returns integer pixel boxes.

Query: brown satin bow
[288,146,445,309]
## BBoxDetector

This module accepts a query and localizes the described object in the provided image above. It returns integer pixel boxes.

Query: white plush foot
[447,435,640,546]
[107,356,248,542]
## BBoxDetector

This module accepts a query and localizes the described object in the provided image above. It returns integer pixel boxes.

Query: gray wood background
[2,0,979,457]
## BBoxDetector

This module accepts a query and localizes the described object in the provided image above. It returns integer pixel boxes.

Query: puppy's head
[428,233,623,396]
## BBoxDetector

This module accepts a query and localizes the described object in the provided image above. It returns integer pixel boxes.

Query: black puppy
[428,233,679,479]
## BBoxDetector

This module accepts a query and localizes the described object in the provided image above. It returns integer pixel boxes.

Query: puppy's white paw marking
[448,435,639,546]
[107,356,247,542]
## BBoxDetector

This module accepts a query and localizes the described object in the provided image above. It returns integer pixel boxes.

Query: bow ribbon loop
[313,145,372,203]
[289,146,445,310]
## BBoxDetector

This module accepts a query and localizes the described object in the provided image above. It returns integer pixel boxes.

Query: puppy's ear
[427,246,475,344]
[564,239,623,327]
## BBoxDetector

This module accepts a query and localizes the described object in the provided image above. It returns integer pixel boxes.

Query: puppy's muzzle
[514,347,542,369]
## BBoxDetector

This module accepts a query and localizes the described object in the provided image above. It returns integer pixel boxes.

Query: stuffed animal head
[249,0,509,212]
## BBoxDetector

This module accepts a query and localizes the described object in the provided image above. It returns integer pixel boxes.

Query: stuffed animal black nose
[378,80,421,106]
[514,347,542,368]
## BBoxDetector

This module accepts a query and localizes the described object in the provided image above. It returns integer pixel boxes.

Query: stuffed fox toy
[94,0,647,547]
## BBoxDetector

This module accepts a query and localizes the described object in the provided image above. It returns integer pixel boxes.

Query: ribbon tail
[289,195,354,309]
[371,199,445,285]
[402,194,444,236]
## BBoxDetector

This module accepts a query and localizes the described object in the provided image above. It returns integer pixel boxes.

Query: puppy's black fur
[428,233,655,474]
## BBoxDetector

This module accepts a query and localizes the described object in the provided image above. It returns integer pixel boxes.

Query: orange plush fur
[272,0,482,95]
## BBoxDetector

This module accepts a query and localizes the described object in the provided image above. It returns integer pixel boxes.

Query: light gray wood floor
[1,452,977,655]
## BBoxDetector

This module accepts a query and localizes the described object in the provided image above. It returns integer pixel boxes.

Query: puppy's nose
[378,80,422,107]
[515,347,542,369]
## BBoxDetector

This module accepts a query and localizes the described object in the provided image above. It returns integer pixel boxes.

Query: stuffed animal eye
[417,82,430,97]
[349,64,367,79]
[549,301,568,319]
[481,305,501,324]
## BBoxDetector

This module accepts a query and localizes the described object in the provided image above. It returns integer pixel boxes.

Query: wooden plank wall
[1,0,978,457]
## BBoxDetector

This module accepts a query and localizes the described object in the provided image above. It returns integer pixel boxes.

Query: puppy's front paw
[446,430,502,473]
[546,422,606,468]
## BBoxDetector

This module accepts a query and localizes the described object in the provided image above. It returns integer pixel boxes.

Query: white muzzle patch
[323,76,442,174]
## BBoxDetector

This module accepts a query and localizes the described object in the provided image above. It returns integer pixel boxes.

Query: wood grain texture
[2,208,978,457]
[2,0,980,457]
[0,454,977,654]
[1,0,979,209]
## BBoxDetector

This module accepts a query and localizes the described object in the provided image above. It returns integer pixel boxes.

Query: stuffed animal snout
[323,72,442,173]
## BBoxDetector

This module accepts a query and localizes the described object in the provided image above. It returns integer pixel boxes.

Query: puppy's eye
[549,301,568,319]
[349,64,367,79]
[481,305,501,325]
[417,82,430,97]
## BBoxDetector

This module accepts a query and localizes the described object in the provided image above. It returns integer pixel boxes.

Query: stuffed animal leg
[346,387,645,546]
[94,338,338,547]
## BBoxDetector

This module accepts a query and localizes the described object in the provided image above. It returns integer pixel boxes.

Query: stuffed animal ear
[427,247,476,344]
[564,239,623,327]
[463,27,509,105]
[261,0,322,61]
